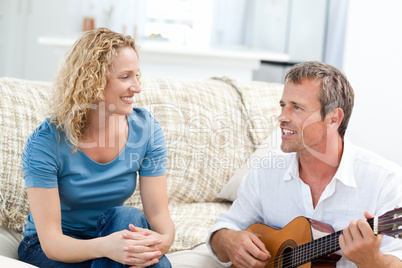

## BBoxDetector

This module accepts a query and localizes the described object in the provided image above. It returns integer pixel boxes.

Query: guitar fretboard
[290,230,341,267]
[291,218,375,267]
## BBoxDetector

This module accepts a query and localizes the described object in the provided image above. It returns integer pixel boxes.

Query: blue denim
[18,206,171,268]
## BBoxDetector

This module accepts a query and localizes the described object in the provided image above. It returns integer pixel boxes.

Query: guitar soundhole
[276,239,297,268]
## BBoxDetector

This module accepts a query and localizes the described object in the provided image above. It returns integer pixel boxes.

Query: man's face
[279,79,328,154]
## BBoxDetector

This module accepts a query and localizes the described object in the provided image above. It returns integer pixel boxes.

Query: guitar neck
[292,218,376,267]
[291,229,342,267]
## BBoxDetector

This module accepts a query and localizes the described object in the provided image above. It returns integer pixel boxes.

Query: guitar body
[233,217,341,268]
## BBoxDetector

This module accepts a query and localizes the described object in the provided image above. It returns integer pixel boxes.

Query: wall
[343,0,402,165]
[0,0,77,80]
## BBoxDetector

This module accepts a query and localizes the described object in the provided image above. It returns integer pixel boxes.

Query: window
[144,0,213,45]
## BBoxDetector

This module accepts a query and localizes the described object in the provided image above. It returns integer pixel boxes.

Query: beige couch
[0,76,283,266]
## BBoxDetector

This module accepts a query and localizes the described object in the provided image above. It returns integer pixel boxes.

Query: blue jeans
[18,206,171,268]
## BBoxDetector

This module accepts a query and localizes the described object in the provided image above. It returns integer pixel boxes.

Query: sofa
[0,76,283,267]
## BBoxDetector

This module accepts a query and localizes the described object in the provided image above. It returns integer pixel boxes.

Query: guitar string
[265,214,401,267]
[264,214,401,267]
[271,214,402,267]
[293,213,402,265]
[279,232,344,267]
[267,228,357,266]
[267,222,402,268]
[377,215,401,234]
[293,233,339,267]
[266,232,340,267]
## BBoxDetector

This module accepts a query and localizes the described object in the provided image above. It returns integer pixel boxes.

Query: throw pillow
[216,126,281,201]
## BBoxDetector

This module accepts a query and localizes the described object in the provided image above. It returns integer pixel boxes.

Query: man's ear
[326,108,344,129]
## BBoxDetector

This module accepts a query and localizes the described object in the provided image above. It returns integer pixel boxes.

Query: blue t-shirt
[22,108,167,237]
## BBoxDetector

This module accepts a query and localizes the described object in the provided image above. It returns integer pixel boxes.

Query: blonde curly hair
[50,27,139,152]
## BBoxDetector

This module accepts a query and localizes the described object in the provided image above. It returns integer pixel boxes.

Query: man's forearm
[375,254,401,268]
[357,253,402,268]
[210,229,232,263]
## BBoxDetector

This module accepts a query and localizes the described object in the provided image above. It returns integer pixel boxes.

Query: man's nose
[278,109,290,123]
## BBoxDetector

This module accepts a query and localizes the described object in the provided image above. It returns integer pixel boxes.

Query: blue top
[22,108,167,237]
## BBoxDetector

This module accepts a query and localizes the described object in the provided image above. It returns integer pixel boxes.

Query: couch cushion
[0,78,52,233]
[167,202,231,252]
[125,77,283,206]
[166,244,224,268]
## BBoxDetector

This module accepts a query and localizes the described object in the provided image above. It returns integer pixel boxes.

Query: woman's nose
[129,85,141,93]
[129,79,141,93]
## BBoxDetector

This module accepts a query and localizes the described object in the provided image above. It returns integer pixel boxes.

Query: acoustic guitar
[232,207,402,268]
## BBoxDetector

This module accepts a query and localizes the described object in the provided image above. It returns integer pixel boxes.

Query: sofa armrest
[0,225,23,259]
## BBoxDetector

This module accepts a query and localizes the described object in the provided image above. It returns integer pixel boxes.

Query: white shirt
[207,139,402,267]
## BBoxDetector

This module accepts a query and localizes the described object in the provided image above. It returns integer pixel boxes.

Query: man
[207,61,402,267]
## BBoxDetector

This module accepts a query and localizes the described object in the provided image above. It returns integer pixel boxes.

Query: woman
[18,27,175,267]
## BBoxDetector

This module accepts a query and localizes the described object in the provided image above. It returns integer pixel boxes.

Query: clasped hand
[104,224,165,267]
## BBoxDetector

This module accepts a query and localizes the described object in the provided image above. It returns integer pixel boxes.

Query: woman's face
[103,47,141,116]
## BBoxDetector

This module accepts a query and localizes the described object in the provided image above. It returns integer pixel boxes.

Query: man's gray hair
[285,61,354,139]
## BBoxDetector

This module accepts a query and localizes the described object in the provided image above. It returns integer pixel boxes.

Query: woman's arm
[139,174,175,255]
[27,187,161,266]
[27,187,102,262]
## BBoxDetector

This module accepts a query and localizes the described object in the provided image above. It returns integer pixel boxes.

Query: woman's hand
[126,224,172,255]
[101,225,162,267]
